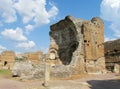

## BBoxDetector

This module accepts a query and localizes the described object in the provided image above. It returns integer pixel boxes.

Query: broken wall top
[104,39,120,63]
[49,16,105,63]
[104,39,120,54]
[1,51,15,55]
[50,16,104,32]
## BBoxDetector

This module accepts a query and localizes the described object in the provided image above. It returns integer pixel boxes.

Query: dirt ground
[0,73,120,89]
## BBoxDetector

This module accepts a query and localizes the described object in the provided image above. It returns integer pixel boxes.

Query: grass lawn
[0,69,12,78]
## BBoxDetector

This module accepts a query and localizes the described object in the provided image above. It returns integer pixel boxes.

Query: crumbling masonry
[0,51,15,69]
[48,16,106,75]
[11,16,106,79]
[104,39,120,73]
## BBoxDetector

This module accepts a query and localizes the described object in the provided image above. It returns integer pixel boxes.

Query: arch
[48,48,58,60]
[4,61,8,66]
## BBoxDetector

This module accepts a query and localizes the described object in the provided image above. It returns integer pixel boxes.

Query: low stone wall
[12,58,106,80]
[12,60,44,80]
[50,65,72,79]
[12,61,75,80]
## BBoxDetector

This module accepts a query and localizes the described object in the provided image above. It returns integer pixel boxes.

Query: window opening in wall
[84,40,87,43]
[4,61,7,66]
[114,49,118,52]
[98,44,102,47]
[98,45,99,47]
[95,42,97,44]
[50,52,56,60]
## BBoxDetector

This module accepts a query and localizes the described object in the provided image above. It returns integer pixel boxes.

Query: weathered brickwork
[23,51,43,64]
[104,39,120,72]
[0,51,15,69]
[48,16,106,75]
[12,16,106,80]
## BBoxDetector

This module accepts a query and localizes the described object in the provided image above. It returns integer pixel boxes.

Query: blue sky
[0,0,120,54]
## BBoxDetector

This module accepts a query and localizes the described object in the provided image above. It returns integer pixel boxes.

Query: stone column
[44,63,50,86]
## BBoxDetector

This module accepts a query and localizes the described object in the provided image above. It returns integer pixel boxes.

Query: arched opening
[4,61,7,66]
[49,48,58,60]
[49,52,56,60]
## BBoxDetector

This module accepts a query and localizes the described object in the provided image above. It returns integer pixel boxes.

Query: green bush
[15,57,25,61]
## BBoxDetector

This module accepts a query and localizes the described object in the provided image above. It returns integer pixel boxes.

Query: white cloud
[14,0,58,27]
[1,27,27,42]
[25,24,34,34]
[16,41,36,49]
[48,3,58,18]
[0,45,7,50]
[13,0,36,23]
[105,36,115,42]
[110,23,120,38]
[0,0,17,23]
[100,0,120,38]
[0,0,58,32]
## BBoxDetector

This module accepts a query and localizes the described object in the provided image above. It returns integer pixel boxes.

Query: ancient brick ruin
[104,39,120,73]
[23,51,43,64]
[0,51,15,69]
[48,16,106,75]
[12,16,107,79]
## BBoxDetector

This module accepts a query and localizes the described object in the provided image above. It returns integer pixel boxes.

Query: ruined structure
[12,51,46,79]
[104,39,120,73]
[48,16,106,75]
[23,51,43,64]
[0,51,15,69]
[12,16,106,80]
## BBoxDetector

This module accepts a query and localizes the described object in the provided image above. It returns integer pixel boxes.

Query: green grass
[0,69,12,78]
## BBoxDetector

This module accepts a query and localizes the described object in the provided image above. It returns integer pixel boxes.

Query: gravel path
[0,73,120,89]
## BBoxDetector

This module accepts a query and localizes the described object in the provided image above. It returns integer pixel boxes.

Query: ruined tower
[48,16,105,74]
[0,51,15,69]
[23,51,43,64]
